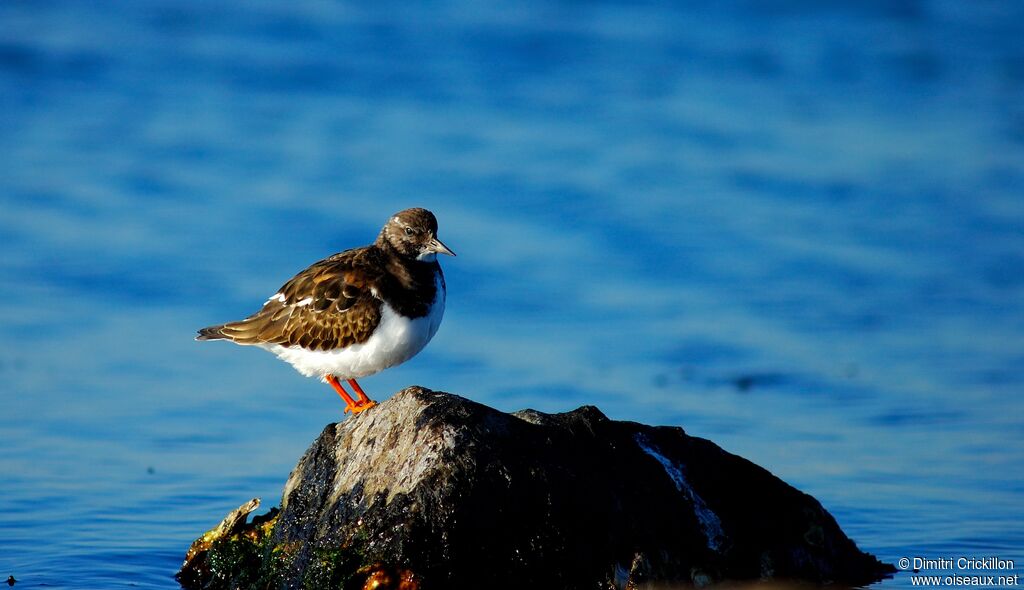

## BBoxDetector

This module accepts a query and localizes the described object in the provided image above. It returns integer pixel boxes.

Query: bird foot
[345,400,377,415]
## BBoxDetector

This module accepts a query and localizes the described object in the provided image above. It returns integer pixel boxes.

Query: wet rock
[178,387,894,589]
[176,498,279,589]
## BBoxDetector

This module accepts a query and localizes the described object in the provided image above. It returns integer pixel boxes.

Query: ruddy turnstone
[196,208,454,414]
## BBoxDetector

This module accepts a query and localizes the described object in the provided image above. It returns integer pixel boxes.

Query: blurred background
[1,1,1022,588]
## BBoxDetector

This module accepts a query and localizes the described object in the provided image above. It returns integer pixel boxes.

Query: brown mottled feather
[197,207,446,354]
[198,247,388,350]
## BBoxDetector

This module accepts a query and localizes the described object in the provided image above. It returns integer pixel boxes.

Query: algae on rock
[177,498,284,589]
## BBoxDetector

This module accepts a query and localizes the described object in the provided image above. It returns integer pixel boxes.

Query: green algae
[177,500,290,590]
[301,547,364,590]
[178,501,387,590]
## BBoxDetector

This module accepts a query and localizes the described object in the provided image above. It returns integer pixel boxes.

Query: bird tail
[196,318,267,344]
[196,324,228,341]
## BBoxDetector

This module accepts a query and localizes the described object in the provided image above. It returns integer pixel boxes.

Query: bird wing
[200,248,384,350]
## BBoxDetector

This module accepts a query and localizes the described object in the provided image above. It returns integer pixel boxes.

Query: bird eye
[405,227,415,236]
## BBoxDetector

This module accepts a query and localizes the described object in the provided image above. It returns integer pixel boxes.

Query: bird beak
[430,236,456,257]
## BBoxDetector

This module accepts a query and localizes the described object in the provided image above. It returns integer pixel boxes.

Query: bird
[196,208,454,414]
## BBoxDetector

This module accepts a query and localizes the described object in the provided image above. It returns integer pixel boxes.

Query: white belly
[263,277,445,380]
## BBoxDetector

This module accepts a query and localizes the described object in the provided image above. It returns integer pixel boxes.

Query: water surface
[1,1,1022,588]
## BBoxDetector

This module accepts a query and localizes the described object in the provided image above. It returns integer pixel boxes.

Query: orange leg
[346,379,377,413]
[325,374,358,414]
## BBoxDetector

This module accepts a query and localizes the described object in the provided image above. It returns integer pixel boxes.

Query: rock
[176,498,279,589]
[178,387,894,589]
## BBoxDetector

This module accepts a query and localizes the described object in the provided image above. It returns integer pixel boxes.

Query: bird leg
[325,374,358,414]
[346,378,377,413]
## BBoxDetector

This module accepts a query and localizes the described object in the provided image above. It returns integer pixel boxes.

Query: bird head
[380,208,456,261]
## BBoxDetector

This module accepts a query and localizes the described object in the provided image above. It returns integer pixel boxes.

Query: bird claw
[349,400,377,415]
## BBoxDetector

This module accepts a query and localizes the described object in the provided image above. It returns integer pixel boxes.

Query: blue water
[2,1,1022,588]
